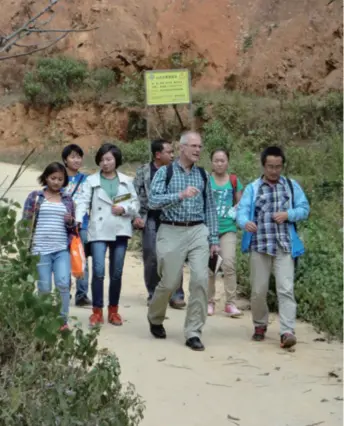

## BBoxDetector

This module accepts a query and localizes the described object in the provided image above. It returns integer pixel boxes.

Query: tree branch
[0,148,36,201]
[24,27,99,33]
[2,0,61,46]
[0,33,68,61]
[0,0,98,61]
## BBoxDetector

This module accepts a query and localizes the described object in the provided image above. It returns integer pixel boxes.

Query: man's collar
[259,175,284,186]
[176,158,196,171]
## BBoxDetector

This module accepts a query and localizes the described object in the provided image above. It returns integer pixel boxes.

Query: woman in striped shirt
[23,162,76,330]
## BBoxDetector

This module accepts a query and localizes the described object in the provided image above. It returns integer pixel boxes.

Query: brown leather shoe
[108,305,123,326]
[89,307,104,327]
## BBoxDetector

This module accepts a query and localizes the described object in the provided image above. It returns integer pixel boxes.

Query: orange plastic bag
[70,233,86,279]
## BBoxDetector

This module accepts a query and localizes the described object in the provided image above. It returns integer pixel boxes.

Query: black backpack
[165,163,208,211]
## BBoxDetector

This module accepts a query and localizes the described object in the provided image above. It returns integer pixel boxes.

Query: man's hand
[245,221,257,233]
[133,217,145,229]
[112,205,125,216]
[210,244,220,258]
[64,213,73,224]
[179,186,200,200]
[273,212,288,224]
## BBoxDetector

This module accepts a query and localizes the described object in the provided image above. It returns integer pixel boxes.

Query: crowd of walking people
[23,131,310,350]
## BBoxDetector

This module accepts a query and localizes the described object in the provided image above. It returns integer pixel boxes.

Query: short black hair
[95,143,122,167]
[210,148,230,161]
[38,162,69,187]
[61,144,84,164]
[261,146,286,166]
[151,139,171,159]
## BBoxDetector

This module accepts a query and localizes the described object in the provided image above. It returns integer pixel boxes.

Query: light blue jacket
[237,177,310,258]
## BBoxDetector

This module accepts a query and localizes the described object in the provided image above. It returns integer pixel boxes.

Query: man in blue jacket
[237,146,310,349]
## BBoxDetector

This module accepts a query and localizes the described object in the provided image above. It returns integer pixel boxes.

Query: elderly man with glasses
[147,131,220,351]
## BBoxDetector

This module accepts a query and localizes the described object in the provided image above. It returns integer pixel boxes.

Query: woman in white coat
[76,143,139,327]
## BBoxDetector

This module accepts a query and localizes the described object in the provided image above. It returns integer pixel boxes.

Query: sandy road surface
[1,162,343,426]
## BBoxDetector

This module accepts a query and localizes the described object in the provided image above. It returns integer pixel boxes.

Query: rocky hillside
[0,0,342,94]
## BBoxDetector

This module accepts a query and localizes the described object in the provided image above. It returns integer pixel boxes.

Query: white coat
[75,171,139,242]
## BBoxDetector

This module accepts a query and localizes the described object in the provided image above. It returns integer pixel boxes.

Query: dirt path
[1,162,343,426]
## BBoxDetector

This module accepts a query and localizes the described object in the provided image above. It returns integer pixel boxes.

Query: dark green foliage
[198,91,343,339]
[0,200,145,424]
[23,57,88,107]
[23,57,118,107]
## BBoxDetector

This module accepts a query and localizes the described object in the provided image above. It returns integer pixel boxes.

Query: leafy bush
[23,57,88,107]
[0,199,145,424]
[232,127,342,339]
[120,72,145,107]
[195,91,343,151]
[23,58,120,107]
[86,68,118,92]
[117,139,150,164]
[203,120,232,154]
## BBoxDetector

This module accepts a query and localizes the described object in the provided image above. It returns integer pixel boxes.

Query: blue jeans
[143,217,184,301]
[37,249,70,321]
[91,237,128,308]
[75,229,89,301]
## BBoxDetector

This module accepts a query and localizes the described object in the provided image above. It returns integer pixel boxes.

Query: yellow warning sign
[144,69,191,106]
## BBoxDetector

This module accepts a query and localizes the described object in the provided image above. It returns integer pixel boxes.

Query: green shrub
[117,139,150,163]
[23,56,88,107]
[0,199,145,424]
[23,58,120,107]
[120,72,145,107]
[224,126,342,339]
[194,91,343,150]
[203,120,232,154]
[87,68,118,92]
[295,212,342,339]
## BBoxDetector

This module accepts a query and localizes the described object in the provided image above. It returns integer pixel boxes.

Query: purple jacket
[22,189,76,248]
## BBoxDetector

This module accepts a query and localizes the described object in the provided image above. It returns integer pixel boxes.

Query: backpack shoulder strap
[286,177,298,269]
[286,178,297,233]
[165,163,174,187]
[198,166,207,183]
[286,178,295,208]
[229,173,237,203]
[197,167,208,211]
[229,174,237,189]
[71,174,84,198]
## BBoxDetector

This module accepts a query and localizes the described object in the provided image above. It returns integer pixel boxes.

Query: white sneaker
[208,302,215,316]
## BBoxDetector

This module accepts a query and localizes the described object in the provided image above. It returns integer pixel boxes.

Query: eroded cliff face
[0,0,342,93]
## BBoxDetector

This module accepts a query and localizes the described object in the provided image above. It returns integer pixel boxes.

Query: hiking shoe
[280,332,297,348]
[208,302,215,316]
[186,337,205,351]
[169,299,186,309]
[108,305,123,326]
[89,308,104,327]
[148,320,166,339]
[224,303,242,318]
[252,326,267,341]
[75,296,92,307]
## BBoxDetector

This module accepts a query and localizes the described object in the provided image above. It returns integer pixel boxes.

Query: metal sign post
[144,69,192,158]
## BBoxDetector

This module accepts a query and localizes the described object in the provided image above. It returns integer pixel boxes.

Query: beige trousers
[250,248,296,335]
[208,232,237,304]
[148,224,209,340]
